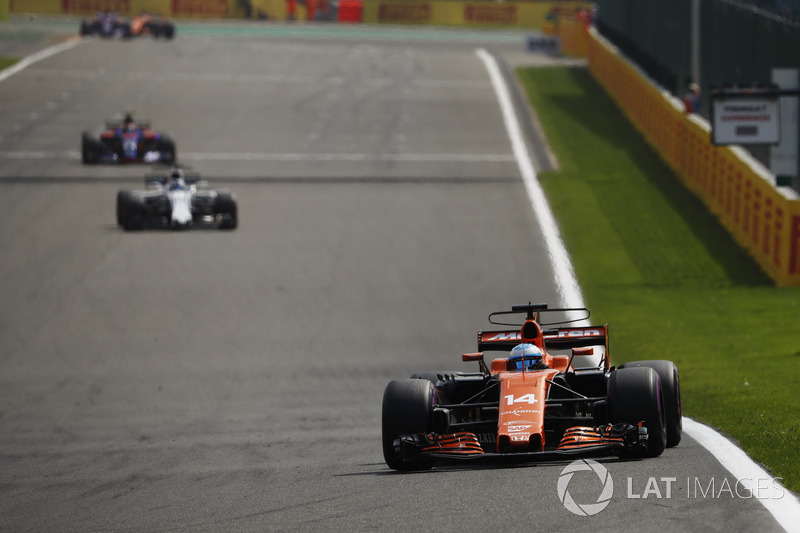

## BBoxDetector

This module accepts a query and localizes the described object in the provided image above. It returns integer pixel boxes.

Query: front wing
[392,423,647,465]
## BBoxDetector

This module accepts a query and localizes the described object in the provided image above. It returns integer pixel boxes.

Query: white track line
[475,48,584,310]
[475,46,800,532]
[684,418,800,532]
[0,151,515,163]
[0,37,82,84]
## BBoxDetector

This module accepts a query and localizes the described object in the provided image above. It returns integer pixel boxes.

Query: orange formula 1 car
[381,303,682,471]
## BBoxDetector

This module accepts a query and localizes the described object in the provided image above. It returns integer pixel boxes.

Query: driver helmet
[508,343,545,371]
[169,168,185,189]
[123,114,135,132]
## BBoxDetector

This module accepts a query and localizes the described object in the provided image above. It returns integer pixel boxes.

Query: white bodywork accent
[168,189,193,226]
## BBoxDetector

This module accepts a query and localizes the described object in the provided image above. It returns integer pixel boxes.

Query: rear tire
[382,379,434,471]
[156,138,176,163]
[608,367,666,458]
[619,360,682,447]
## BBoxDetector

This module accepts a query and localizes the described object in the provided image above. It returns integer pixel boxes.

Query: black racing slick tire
[162,23,175,39]
[81,132,101,164]
[619,360,682,447]
[608,366,667,458]
[215,192,238,230]
[116,190,144,231]
[156,138,176,163]
[382,379,434,471]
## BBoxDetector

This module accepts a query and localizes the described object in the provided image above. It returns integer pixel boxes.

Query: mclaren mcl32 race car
[116,167,237,231]
[82,115,176,164]
[80,11,175,39]
[382,303,682,471]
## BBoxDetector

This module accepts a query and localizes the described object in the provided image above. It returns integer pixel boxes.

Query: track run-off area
[0,20,798,531]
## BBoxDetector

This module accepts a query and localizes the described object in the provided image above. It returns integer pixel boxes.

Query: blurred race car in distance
[79,11,126,38]
[116,166,238,231]
[381,303,682,470]
[129,12,175,39]
[79,11,175,39]
[82,114,176,164]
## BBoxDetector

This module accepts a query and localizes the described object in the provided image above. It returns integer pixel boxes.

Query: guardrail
[586,27,800,286]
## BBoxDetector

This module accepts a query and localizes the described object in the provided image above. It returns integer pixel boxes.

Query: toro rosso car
[82,115,175,164]
[382,303,682,471]
[116,167,237,231]
[80,11,175,39]
[79,11,127,38]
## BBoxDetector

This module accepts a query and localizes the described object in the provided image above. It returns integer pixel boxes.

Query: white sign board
[711,97,780,145]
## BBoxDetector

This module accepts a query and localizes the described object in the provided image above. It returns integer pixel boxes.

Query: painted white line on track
[683,418,800,532]
[183,152,514,162]
[475,48,584,310]
[0,151,515,163]
[0,38,82,84]
[475,46,800,532]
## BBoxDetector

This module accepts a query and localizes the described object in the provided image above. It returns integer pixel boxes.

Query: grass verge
[516,65,800,492]
[0,57,18,72]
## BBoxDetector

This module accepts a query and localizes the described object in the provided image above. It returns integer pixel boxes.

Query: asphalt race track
[0,21,790,531]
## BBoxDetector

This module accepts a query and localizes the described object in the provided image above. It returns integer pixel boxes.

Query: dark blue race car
[81,114,176,165]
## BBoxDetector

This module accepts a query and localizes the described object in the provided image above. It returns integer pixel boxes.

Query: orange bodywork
[130,14,152,35]
[496,369,558,452]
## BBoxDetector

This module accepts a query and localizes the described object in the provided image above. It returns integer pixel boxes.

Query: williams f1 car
[382,303,682,470]
[82,114,176,164]
[116,167,237,231]
[80,11,175,39]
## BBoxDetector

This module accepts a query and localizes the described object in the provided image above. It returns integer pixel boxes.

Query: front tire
[608,366,666,458]
[381,379,434,471]
[215,192,237,230]
[81,132,101,164]
[116,190,144,231]
[619,360,682,447]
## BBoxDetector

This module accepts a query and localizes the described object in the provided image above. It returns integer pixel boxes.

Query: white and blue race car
[116,167,237,231]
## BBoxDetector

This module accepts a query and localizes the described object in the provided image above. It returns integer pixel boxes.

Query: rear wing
[477,324,610,370]
[144,170,203,187]
[105,120,151,130]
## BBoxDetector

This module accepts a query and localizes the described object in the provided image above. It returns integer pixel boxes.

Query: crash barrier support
[587,27,800,286]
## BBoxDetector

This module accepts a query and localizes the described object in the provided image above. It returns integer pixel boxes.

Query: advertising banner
[376,2,429,23]
[61,0,131,14]
[171,0,227,17]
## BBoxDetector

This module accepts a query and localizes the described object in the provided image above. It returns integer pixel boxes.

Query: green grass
[516,66,800,491]
[0,57,18,72]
